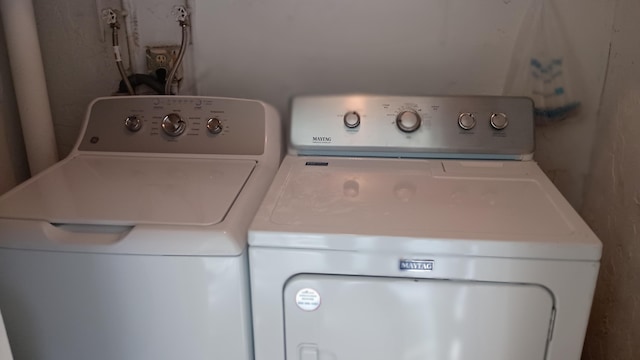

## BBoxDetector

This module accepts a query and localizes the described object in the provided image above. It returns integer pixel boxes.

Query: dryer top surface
[249,156,602,261]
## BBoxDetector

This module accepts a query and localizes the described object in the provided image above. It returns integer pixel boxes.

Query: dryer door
[284,274,553,360]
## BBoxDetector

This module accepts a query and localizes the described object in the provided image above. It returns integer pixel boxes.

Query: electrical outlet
[146,46,182,82]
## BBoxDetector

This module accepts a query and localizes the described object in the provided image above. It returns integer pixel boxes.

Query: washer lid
[250,156,602,261]
[0,155,256,226]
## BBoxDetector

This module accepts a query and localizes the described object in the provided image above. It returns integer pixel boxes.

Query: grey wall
[0,16,29,194]
[582,0,640,358]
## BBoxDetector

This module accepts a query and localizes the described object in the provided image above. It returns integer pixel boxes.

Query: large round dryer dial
[396,110,421,133]
[343,111,361,129]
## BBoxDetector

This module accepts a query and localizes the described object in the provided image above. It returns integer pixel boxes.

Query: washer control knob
[162,113,186,136]
[207,118,223,134]
[343,111,361,128]
[458,113,476,130]
[396,110,421,133]
[124,116,142,132]
[490,112,509,130]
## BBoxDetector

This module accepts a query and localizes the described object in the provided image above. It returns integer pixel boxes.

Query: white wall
[33,0,614,209]
[192,0,530,105]
[190,0,615,207]
[33,0,121,157]
[0,16,29,194]
[581,0,640,358]
[530,0,615,208]
[32,0,192,157]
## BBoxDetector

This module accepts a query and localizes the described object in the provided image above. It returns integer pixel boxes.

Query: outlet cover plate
[146,46,182,80]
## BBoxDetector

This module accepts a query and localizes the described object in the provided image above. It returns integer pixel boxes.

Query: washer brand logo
[399,259,434,272]
[312,136,332,144]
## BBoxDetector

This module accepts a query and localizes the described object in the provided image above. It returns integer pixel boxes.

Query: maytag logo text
[312,136,332,143]
[399,259,434,272]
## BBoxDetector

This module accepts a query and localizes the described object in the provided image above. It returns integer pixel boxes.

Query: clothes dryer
[249,95,600,360]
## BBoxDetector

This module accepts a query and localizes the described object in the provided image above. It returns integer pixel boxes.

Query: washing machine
[249,95,601,360]
[0,95,281,360]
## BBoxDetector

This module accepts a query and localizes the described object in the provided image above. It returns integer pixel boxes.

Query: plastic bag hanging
[503,0,582,125]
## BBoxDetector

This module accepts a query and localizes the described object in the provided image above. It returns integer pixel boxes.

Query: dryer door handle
[299,344,319,360]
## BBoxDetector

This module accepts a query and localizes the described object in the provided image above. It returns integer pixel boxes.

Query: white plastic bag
[504,0,582,125]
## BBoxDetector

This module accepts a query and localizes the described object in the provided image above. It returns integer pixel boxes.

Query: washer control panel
[290,95,534,159]
[78,96,266,155]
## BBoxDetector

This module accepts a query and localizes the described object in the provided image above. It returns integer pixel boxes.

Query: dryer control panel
[78,96,267,155]
[289,95,535,160]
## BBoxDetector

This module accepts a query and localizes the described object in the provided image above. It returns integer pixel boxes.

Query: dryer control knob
[490,112,509,130]
[396,110,421,133]
[207,118,223,134]
[124,116,142,132]
[162,113,186,136]
[458,112,476,130]
[343,111,361,128]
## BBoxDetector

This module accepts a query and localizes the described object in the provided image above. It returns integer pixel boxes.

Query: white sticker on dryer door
[295,288,321,311]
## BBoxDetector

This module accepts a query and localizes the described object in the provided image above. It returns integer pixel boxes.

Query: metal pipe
[111,23,135,95]
[0,0,58,174]
[164,21,190,95]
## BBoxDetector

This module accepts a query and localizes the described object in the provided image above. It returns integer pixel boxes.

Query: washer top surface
[0,96,282,256]
[0,155,255,226]
[250,155,601,261]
